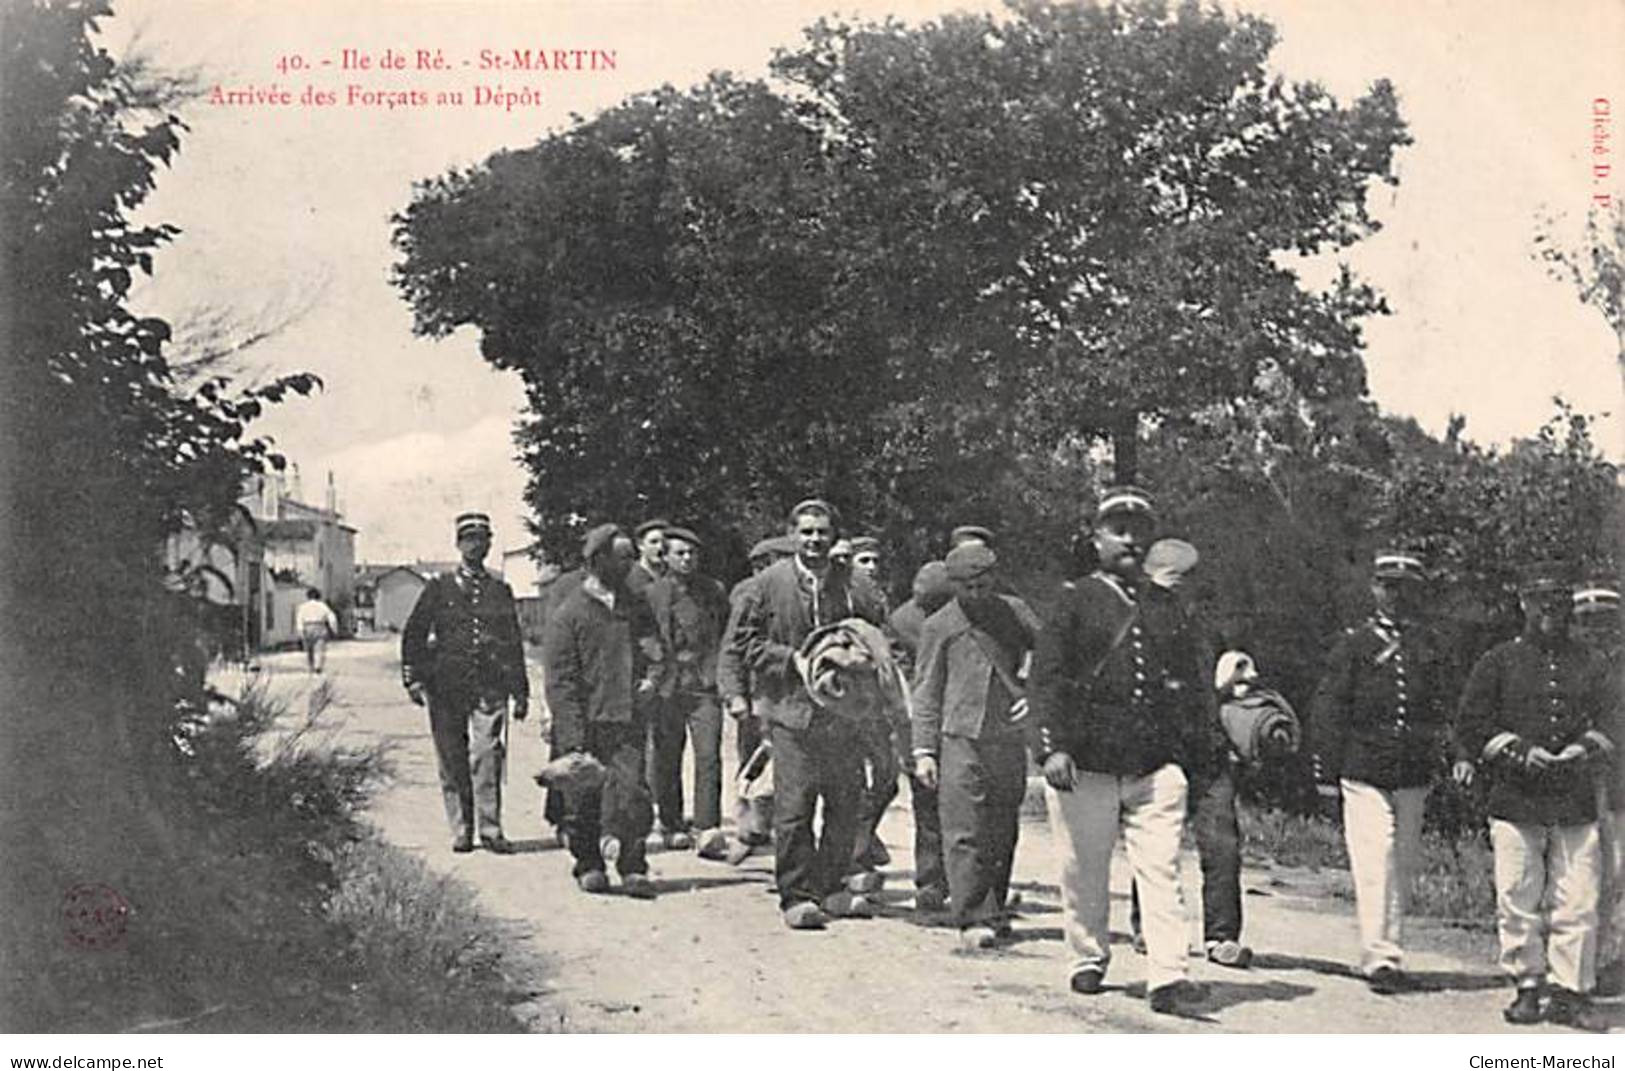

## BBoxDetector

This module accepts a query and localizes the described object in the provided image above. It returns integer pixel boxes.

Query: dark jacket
[730,557,886,730]
[911,595,1041,755]
[646,572,729,697]
[400,568,528,702]
[541,581,656,754]
[716,575,758,703]
[1456,632,1615,825]
[1029,572,1208,778]
[1308,617,1453,789]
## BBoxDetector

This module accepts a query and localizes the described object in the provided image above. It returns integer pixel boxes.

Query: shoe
[481,834,514,854]
[621,873,657,900]
[992,916,1015,939]
[783,902,829,930]
[1502,986,1542,1025]
[1545,988,1607,1032]
[1149,979,1209,1015]
[915,886,949,912]
[666,828,694,851]
[577,870,610,894]
[695,828,729,860]
[847,869,885,894]
[1069,967,1105,995]
[867,841,892,867]
[725,840,754,866]
[1006,890,1023,909]
[821,891,875,919]
[451,834,475,853]
[1131,932,1148,955]
[1205,940,1253,969]
[1366,966,1406,996]
[644,830,668,853]
[600,835,621,863]
[959,925,999,950]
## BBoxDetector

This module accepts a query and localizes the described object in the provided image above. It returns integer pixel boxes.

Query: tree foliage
[392,0,1408,568]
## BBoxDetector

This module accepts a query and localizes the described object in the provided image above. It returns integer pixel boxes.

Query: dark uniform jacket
[541,580,656,754]
[646,572,729,697]
[1456,632,1616,826]
[911,595,1041,755]
[1308,616,1452,789]
[730,557,886,731]
[1029,572,1208,778]
[400,567,528,702]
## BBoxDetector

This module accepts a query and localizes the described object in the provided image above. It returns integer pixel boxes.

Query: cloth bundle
[534,750,653,833]
[793,617,909,726]
[534,750,606,793]
[1218,687,1302,764]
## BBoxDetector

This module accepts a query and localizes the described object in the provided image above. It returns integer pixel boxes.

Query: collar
[457,563,487,586]
[582,573,616,611]
[794,554,828,589]
[1091,570,1137,606]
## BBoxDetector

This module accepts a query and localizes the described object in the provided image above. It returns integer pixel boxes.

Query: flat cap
[1095,485,1155,521]
[829,538,853,559]
[945,542,997,581]
[748,537,778,561]
[664,526,701,548]
[455,511,493,537]
[949,525,994,548]
[582,522,626,561]
[1373,549,1426,582]
[633,518,670,540]
[848,535,881,555]
[788,498,839,524]
[1145,538,1199,587]
[1573,582,1621,613]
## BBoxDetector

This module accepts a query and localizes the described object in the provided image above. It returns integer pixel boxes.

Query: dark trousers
[853,719,901,868]
[909,773,947,894]
[561,721,654,878]
[1130,763,1243,943]
[651,692,723,831]
[939,732,1028,927]
[427,689,506,840]
[771,715,864,909]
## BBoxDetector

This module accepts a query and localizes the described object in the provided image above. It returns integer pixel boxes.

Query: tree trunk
[1110,410,1139,485]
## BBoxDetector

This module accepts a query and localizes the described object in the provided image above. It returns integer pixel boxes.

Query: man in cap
[645,526,731,858]
[716,534,795,865]
[846,534,900,880]
[1309,548,1460,995]
[401,512,530,854]
[1457,561,1614,1030]
[731,498,887,929]
[628,518,669,601]
[912,542,1041,948]
[1027,486,1210,1013]
[889,560,956,909]
[1573,577,1624,996]
[541,523,660,898]
[949,525,995,551]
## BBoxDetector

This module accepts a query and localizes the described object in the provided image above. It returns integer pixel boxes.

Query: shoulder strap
[964,625,1026,698]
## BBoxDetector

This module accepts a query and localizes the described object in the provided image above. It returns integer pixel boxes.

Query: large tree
[393,0,1407,572]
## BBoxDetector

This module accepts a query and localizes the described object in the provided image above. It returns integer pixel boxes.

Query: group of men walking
[396,494,1621,1030]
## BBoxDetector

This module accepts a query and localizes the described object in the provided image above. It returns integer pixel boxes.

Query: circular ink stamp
[61,882,130,950]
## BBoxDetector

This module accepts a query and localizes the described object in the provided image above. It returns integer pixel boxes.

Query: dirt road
[246,638,1621,1034]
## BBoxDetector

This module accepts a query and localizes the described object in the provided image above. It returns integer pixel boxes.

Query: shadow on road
[647,874,769,895]
[1251,952,1505,995]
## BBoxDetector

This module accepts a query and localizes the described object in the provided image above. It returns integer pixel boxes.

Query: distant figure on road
[295,587,338,674]
[401,512,530,855]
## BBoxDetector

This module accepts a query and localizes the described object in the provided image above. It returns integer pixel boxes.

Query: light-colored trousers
[1489,817,1601,993]
[428,691,507,839]
[1046,763,1189,991]
[1340,778,1426,975]
[1600,805,1625,969]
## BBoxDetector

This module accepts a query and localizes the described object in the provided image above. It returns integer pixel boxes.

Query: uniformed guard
[1027,486,1211,1014]
[1309,548,1460,993]
[401,512,530,854]
[1458,561,1614,1030]
[1573,577,1623,997]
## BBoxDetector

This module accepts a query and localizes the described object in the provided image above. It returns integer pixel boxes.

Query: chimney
[326,470,338,516]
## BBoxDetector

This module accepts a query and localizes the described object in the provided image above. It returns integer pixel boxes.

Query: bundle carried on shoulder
[1219,687,1302,764]
[793,617,909,725]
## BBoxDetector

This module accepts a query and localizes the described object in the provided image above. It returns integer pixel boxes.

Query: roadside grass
[1239,802,1496,930]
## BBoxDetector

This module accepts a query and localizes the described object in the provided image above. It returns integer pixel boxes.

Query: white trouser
[1600,804,1624,969]
[1046,763,1189,991]
[1489,818,1602,993]
[1340,778,1426,974]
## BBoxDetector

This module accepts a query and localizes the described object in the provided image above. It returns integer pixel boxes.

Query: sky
[106,0,1625,562]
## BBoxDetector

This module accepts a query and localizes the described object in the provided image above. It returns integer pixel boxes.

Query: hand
[636,678,656,695]
[914,755,939,790]
[1525,746,1559,771]
[512,697,529,722]
[406,682,427,707]
[726,695,750,720]
[1008,696,1030,722]
[1042,751,1078,792]
[1450,760,1475,787]
[1554,743,1587,765]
